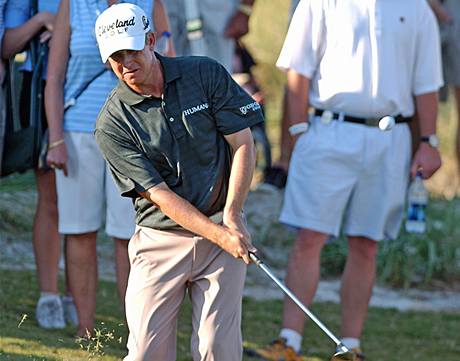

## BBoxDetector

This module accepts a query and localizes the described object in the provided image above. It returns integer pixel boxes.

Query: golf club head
[330,350,357,361]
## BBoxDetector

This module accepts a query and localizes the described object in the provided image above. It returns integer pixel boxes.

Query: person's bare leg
[113,237,130,306]
[340,236,378,338]
[282,229,329,333]
[276,88,294,171]
[454,86,460,172]
[66,232,98,337]
[33,169,60,293]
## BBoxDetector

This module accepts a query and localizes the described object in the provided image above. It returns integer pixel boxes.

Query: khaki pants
[124,227,247,361]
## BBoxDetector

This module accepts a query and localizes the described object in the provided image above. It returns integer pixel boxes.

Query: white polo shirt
[277,0,443,118]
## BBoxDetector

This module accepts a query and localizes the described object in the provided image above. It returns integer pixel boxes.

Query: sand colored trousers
[124,226,247,361]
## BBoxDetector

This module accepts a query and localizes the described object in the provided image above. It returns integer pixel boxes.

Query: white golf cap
[95,3,151,63]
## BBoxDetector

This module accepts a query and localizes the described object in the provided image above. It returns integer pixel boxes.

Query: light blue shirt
[4,0,59,74]
[63,0,153,133]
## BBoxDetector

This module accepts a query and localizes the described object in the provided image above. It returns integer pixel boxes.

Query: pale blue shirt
[63,0,153,133]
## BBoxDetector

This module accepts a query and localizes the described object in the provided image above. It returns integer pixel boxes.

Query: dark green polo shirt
[95,55,264,230]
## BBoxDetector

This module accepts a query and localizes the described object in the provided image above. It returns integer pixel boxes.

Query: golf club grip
[249,251,345,349]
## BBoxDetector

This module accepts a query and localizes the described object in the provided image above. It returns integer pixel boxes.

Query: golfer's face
[109,41,154,86]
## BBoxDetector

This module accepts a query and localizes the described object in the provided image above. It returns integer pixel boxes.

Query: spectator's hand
[40,30,52,43]
[224,11,249,39]
[47,142,68,177]
[410,142,442,179]
[37,12,55,32]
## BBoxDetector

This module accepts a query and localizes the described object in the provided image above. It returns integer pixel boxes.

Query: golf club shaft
[249,252,349,353]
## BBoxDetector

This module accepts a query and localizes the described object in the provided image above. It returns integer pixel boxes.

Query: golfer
[94,3,263,360]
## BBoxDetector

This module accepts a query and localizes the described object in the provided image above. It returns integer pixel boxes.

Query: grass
[1,269,459,361]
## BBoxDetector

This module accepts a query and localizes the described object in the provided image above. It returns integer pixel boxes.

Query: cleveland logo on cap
[97,16,136,38]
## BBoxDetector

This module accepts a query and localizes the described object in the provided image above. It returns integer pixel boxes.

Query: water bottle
[405,171,428,233]
[155,31,171,55]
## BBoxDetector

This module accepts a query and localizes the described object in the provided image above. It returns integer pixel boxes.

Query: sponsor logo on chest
[183,103,209,117]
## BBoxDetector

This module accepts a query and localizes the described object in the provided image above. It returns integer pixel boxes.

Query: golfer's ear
[147,32,156,50]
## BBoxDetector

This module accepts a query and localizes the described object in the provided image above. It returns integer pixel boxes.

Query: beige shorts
[55,131,135,238]
[124,227,246,361]
[280,117,411,241]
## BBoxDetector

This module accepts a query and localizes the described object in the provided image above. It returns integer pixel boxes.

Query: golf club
[249,251,356,361]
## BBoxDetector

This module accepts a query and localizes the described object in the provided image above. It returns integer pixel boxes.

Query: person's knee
[348,237,378,260]
[294,229,328,254]
[199,332,240,361]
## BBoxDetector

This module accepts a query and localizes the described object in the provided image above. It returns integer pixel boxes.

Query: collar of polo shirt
[116,54,182,105]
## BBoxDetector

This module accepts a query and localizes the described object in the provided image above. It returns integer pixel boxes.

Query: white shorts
[56,132,135,238]
[280,118,411,241]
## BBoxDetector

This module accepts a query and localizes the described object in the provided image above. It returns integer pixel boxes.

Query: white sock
[340,337,360,350]
[279,328,302,353]
[40,291,59,300]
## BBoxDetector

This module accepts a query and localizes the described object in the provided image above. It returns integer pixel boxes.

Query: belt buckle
[321,110,334,124]
[365,118,379,126]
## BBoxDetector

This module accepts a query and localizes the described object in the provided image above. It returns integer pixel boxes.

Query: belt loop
[338,112,345,122]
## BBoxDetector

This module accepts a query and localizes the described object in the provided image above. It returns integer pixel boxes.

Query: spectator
[0,0,6,171]
[248,1,442,360]
[94,4,262,359]
[260,0,299,190]
[44,0,172,337]
[2,0,73,329]
[429,0,460,172]
[165,0,255,72]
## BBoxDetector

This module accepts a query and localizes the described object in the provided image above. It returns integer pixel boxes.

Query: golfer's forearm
[2,15,44,59]
[140,185,226,243]
[223,128,256,216]
[286,71,310,125]
[224,142,255,216]
[415,92,438,137]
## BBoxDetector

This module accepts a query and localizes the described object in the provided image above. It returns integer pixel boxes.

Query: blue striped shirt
[63,0,153,133]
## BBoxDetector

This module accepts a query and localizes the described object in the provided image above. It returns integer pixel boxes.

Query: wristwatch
[289,122,309,136]
[420,134,440,148]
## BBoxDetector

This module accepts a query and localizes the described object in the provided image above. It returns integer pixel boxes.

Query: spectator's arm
[44,0,70,175]
[286,70,310,143]
[410,92,442,179]
[2,12,54,59]
[153,0,175,56]
[224,0,256,39]
[427,0,453,23]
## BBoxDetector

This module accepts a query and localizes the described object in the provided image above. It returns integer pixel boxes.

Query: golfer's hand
[411,142,442,179]
[217,227,256,265]
[47,143,68,176]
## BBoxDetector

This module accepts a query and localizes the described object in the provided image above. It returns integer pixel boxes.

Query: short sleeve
[95,116,164,198]
[203,59,264,135]
[412,0,443,95]
[5,0,30,28]
[276,0,326,78]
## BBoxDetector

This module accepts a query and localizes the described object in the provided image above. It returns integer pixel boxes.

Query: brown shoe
[244,338,307,361]
[352,348,365,361]
[332,347,365,361]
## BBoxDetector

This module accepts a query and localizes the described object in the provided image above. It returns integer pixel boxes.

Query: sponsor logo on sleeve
[239,101,261,115]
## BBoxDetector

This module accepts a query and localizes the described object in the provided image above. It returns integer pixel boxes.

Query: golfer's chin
[123,72,141,84]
